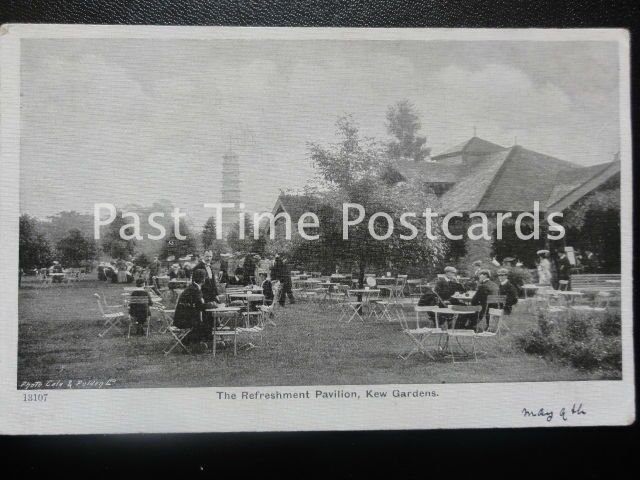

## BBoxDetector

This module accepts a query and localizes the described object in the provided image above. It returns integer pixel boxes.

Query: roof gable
[432,136,506,160]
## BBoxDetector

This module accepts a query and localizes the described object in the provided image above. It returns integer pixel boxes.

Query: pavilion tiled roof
[437,148,513,213]
[476,146,578,212]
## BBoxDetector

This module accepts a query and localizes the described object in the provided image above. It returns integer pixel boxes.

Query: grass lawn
[17,278,608,389]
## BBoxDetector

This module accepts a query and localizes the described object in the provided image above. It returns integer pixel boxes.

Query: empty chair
[95,293,126,337]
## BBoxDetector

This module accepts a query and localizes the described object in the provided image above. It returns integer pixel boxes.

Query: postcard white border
[0,25,634,434]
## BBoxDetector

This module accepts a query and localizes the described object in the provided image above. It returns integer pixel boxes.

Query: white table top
[206,306,241,313]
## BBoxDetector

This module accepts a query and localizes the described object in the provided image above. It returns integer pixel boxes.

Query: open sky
[20,38,621,229]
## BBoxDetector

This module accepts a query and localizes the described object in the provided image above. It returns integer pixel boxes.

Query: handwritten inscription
[522,403,587,422]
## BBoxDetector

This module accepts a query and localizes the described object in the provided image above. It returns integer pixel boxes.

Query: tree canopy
[386,100,431,162]
[19,214,53,270]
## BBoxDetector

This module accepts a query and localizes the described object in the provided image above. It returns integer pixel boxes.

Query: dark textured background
[0,0,638,477]
[0,0,639,27]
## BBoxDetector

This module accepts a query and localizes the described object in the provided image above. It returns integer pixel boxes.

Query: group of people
[418,265,519,331]
[128,250,296,349]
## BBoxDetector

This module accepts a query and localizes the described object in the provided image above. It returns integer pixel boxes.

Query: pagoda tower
[221,149,242,239]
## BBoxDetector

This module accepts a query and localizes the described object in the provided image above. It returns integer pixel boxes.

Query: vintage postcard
[0,25,633,433]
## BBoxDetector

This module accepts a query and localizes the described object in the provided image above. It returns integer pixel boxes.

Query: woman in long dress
[537,250,552,286]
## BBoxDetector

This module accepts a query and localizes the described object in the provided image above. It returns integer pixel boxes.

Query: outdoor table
[451,291,475,305]
[522,284,541,298]
[348,289,381,319]
[555,290,584,305]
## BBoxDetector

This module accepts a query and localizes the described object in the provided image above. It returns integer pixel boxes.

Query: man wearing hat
[471,269,498,329]
[496,268,518,315]
[435,266,466,305]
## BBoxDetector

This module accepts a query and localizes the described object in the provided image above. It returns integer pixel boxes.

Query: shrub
[515,310,622,374]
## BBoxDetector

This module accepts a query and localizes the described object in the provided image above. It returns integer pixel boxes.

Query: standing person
[193,250,220,303]
[496,268,518,314]
[536,249,552,286]
[557,248,573,289]
[242,254,257,285]
[148,256,161,285]
[173,269,218,351]
[50,261,64,283]
[471,269,499,330]
[219,253,231,284]
[272,255,295,306]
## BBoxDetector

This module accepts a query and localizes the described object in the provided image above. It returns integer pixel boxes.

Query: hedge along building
[390,136,621,272]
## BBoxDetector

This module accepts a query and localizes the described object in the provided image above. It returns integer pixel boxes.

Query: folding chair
[95,294,126,337]
[154,306,175,334]
[486,294,509,331]
[558,280,569,291]
[446,306,482,363]
[241,293,264,328]
[258,284,281,327]
[398,308,444,360]
[338,290,363,323]
[164,325,193,355]
[212,311,239,357]
[473,308,505,358]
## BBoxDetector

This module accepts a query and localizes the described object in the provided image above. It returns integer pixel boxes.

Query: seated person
[168,263,181,280]
[434,266,466,305]
[471,269,499,330]
[128,278,152,335]
[259,272,274,306]
[228,267,245,286]
[417,285,445,326]
[497,268,518,314]
[173,269,218,348]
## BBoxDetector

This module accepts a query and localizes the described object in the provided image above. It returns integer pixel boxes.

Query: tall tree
[19,214,53,270]
[305,116,446,286]
[56,229,97,267]
[201,216,226,258]
[101,211,137,260]
[386,100,431,162]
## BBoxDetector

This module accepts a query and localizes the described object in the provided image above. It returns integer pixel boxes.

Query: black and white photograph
[0,26,633,433]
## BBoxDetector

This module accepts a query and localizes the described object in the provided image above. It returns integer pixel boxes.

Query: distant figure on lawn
[272,255,295,307]
[128,278,152,336]
[536,249,552,286]
[174,269,218,347]
[49,261,64,283]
